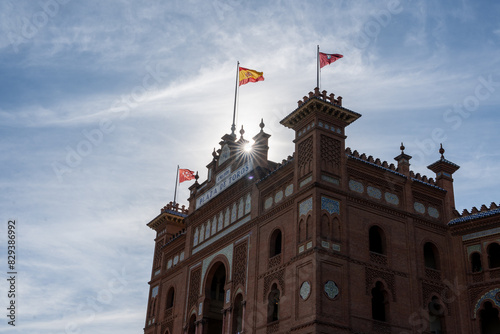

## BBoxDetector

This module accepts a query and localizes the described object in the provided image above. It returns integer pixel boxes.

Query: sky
[1,0,499,333]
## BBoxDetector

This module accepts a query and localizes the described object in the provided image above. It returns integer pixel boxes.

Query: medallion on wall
[324,280,339,299]
[300,281,311,300]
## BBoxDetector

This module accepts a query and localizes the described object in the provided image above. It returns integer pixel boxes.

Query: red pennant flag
[319,52,343,68]
[179,169,195,183]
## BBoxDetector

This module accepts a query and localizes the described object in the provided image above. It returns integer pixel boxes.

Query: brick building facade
[144,88,500,334]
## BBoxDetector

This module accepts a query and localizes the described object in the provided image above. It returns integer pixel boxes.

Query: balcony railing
[425,267,441,280]
[268,253,282,269]
[266,320,279,334]
[370,252,388,266]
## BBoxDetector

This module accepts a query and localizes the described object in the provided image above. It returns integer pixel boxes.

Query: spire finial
[400,142,405,154]
[260,118,265,132]
[212,148,217,160]
[240,125,245,139]
[439,143,445,158]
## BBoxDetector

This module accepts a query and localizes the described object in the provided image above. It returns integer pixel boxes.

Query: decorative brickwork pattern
[425,268,441,280]
[268,254,282,269]
[370,252,388,266]
[263,269,285,301]
[188,268,201,310]
[472,272,485,283]
[320,135,340,170]
[267,321,279,334]
[421,280,448,314]
[372,320,391,333]
[233,241,248,288]
[164,307,173,318]
[490,268,500,279]
[161,319,173,334]
[153,240,164,269]
[469,286,488,310]
[365,267,396,301]
[298,136,313,176]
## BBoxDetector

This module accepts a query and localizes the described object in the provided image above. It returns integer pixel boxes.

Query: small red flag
[179,169,195,183]
[319,52,343,68]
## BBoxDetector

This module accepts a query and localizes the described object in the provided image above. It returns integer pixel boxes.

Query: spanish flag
[239,67,264,86]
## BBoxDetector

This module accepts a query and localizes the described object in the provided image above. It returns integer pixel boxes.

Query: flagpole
[173,165,179,206]
[317,45,320,89]
[231,61,240,136]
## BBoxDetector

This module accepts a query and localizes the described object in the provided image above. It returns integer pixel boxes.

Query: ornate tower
[280,87,361,188]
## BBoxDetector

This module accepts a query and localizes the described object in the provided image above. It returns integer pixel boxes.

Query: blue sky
[1,0,499,333]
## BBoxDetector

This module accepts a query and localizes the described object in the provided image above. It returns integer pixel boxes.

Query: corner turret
[427,144,460,221]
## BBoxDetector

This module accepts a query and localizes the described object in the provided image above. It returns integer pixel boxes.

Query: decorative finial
[230,124,236,136]
[400,142,405,153]
[195,171,199,181]
[212,148,217,159]
[240,125,245,139]
[260,118,265,132]
[439,143,445,158]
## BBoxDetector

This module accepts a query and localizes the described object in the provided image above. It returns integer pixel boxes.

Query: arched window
[321,214,330,239]
[245,193,251,214]
[471,252,483,273]
[369,226,386,255]
[166,287,175,309]
[371,281,388,322]
[210,266,226,302]
[488,243,500,269]
[332,217,340,241]
[238,198,245,219]
[270,229,282,258]
[299,219,306,243]
[149,298,156,317]
[188,314,196,334]
[424,242,439,270]
[267,283,280,323]
[232,294,243,334]
[205,263,226,333]
[428,296,445,333]
[306,216,312,240]
[480,301,500,333]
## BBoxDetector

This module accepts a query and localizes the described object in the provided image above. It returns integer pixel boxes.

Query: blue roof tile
[449,208,500,225]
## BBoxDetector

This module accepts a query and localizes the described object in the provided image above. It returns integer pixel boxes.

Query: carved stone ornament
[300,281,311,300]
[324,280,339,299]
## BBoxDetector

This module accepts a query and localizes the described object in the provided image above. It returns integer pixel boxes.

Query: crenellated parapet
[257,154,294,184]
[347,147,398,173]
[148,201,187,232]
[449,202,500,225]
[161,201,188,216]
[346,147,441,187]
[297,87,343,107]
[281,88,361,130]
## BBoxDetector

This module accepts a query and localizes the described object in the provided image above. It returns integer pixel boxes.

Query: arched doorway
[232,294,243,334]
[204,262,226,334]
[187,314,196,334]
[480,301,500,333]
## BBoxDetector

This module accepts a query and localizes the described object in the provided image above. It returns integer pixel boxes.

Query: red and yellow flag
[179,169,195,183]
[239,67,264,86]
